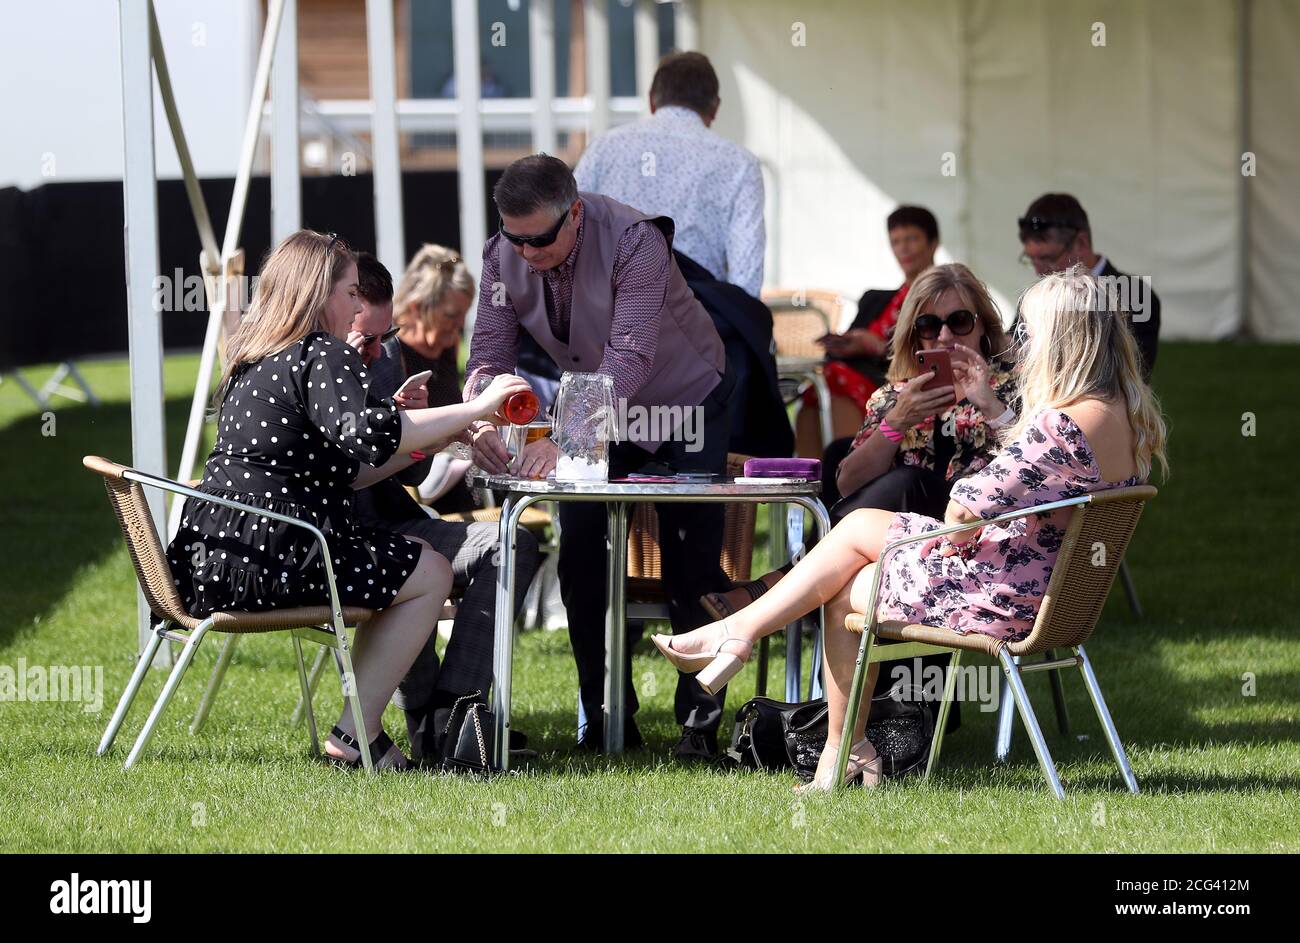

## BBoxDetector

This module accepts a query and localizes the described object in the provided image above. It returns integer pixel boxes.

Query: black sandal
[324,725,408,771]
[701,576,773,622]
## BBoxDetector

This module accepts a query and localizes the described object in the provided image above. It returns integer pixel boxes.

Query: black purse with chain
[432,692,498,776]
[727,682,934,780]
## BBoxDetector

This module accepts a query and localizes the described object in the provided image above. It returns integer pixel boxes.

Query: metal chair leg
[1075,644,1140,794]
[998,650,1065,799]
[923,650,963,780]
[1118,560,1143,618]
[1045,649,1072,737]
[290,643,328,726]
[831,629,876,790]
[784,620,802,703]
[808,617,824,701]
[994,666,1016,761]
[190,633,239,734]
[292,634,320,755]
[98,621,167,755]
[755,635,770,698]
[333,637,374,773]
[124,620,212,770]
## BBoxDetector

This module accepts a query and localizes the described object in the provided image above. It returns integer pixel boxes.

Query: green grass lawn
[1,343,1297,853]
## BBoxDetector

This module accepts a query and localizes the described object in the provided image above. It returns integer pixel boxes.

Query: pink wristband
[409,450,427,461]
[878,421,904,443]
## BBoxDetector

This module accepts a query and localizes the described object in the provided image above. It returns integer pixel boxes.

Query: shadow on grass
[0,395,194,646]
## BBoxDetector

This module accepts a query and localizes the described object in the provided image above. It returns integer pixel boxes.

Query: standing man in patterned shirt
[465,154,738,761]
[575,51,766,299]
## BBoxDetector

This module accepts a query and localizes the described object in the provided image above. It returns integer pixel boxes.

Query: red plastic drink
[499,389,540,425]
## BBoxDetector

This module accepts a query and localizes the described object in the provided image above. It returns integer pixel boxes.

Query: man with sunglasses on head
[348,251,541,766]
[1016,193,1161,379]
[464,154,737,761]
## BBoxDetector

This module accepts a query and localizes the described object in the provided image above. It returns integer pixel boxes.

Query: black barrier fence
[0,169,499,371]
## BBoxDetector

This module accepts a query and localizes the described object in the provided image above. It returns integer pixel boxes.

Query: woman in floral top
[704,263,1015,621]
[835,262,1016,510]
[658,266,1168,791]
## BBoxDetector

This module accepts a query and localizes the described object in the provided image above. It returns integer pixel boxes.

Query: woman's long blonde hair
[214,230,353,409]
[1005,265,1168,481]
[887,263,1010,383]
[393,244,475,339]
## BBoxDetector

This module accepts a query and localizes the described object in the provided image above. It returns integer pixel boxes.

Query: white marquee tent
[113,0,1298,647]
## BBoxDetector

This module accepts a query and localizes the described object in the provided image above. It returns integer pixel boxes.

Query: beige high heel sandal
[793,738,883,794]
[651,621,754,694]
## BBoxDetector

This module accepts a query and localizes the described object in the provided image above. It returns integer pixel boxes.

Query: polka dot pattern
[165,332,417,616]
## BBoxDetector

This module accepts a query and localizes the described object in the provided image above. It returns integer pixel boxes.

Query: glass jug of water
[551,371,617,482]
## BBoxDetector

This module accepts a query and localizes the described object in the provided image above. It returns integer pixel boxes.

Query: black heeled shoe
[324,725,409,771]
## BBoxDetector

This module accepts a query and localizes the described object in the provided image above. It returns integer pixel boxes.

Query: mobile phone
[916,348,957,404]
[396,369,433,397]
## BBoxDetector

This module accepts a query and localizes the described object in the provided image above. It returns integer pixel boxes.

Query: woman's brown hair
[213,230,354,409]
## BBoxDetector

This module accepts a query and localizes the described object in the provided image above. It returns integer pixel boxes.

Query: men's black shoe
[508,729,537,760]
[672,728,720,763]
[575,719,644,753]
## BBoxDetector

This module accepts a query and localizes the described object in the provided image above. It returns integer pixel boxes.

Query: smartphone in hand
[916,348,958,406]
[396,369,433,398]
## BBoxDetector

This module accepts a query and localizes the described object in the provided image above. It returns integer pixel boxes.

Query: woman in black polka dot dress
[166,230,532,769]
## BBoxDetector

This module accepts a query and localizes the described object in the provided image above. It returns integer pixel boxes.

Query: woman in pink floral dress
[655,266,1168,791]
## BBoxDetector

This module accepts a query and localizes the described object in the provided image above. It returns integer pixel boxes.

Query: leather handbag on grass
[432,692,498,776]
[727,682,934,780]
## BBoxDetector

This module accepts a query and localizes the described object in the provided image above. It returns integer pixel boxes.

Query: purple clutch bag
[742,457,821,481]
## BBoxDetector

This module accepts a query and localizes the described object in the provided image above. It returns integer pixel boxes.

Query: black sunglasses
[361,325,400,346]
[500,209,570,249]
[914,309,976,340]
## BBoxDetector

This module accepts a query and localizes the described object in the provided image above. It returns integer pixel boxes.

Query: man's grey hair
[493,154,578,219]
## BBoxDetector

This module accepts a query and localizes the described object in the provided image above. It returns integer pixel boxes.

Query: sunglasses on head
[499,208,570,249]
[914,309,976,340]
[1018,215,1079,235]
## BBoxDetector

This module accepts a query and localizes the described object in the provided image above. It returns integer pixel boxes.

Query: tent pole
[634,0,658,109]
[1236,0,1252,338]
[675,0,699,51]
[584,0,610,137]
[148,2,221,265]
[530,0,557,154]
[272,0,302,244]
[167,0,286,541]
[366,0,405,278]
[452,0,486,289]
[118,0,169,658]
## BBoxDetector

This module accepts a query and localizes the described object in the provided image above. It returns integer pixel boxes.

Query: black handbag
[728,682,934,780]
[431,692,498,776]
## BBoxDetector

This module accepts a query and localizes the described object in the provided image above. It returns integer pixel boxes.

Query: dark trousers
[389,517,540,760]
[558,369,735,739]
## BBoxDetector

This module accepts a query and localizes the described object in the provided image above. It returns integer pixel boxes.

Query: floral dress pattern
[850,355,1017,482]
[873,408,1143,642]
[166,332,421,616]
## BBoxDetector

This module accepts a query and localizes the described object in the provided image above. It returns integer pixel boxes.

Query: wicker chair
[84,455,383,772]
[624,454,757,620]
[762,288,853,360]
[837,484,1156,798]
